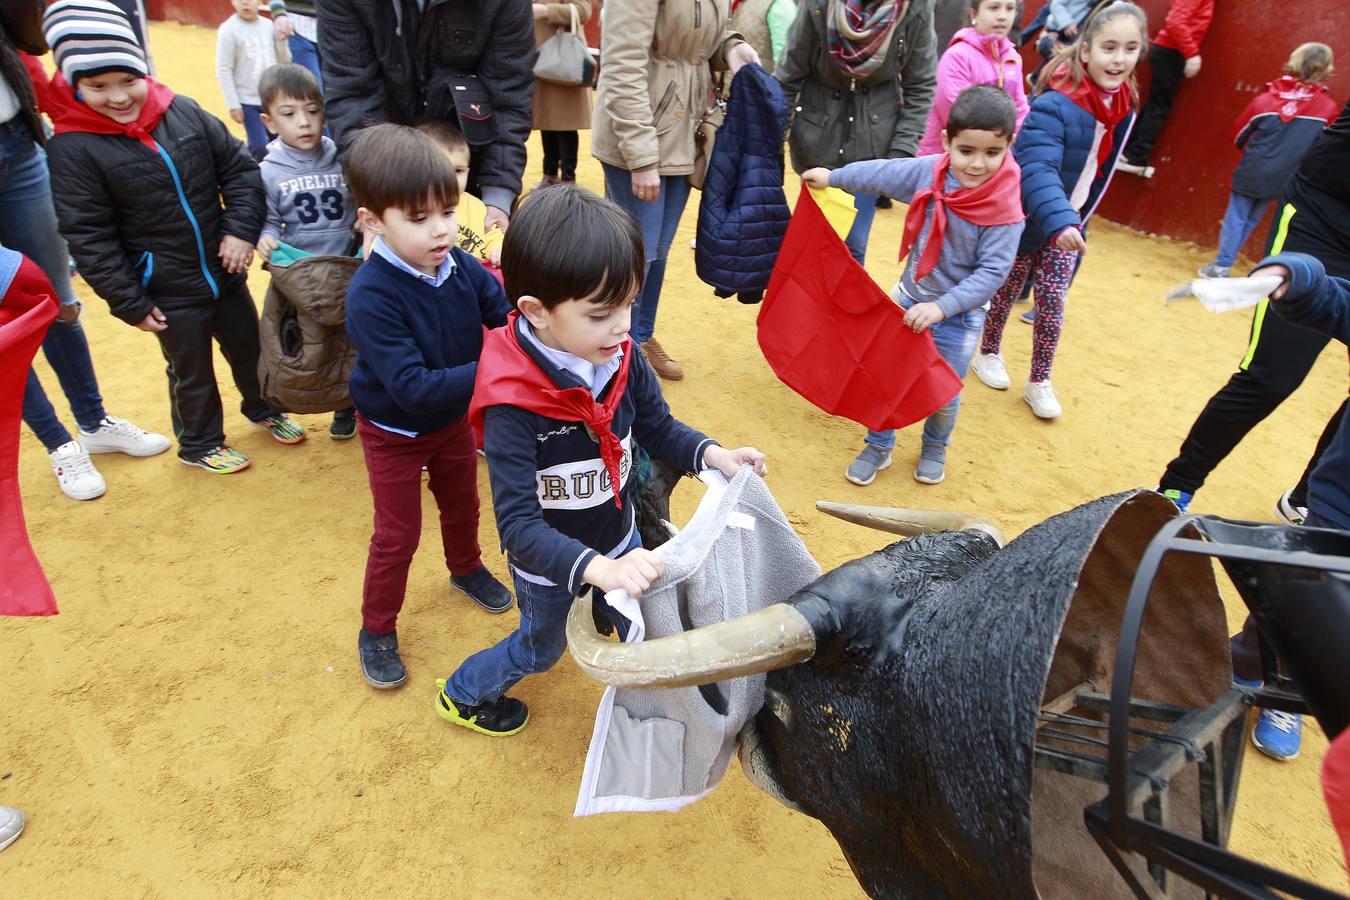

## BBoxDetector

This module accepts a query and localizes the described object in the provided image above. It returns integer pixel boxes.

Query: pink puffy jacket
[917,27,1030,157]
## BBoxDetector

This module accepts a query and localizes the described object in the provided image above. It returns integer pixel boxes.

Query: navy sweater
[1262,252,1350,531]
[483,320,716,593]
[345,249,511,433]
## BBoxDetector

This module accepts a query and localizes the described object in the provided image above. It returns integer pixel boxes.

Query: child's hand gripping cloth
[257,243,361,414]
[0,250,59,616]
[757,186,963,432]
[575,467,820,815]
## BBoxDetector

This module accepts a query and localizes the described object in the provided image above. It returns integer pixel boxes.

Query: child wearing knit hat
[42,0,308,474]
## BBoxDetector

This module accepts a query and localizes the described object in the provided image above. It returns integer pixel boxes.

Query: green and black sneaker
[435,679,529,736]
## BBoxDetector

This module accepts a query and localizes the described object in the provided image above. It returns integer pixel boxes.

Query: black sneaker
[435,679,529,736]
[330,408,357,440]
[450,566,513,613]
[358,628,407,689]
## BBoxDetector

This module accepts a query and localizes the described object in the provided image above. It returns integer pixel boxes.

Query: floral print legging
[980,245,1081,383]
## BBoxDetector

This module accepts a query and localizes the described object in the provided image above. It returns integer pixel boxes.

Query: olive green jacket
[775,0,938,171]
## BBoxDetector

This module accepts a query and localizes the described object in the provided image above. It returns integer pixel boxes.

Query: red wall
[1021,0,1350,256]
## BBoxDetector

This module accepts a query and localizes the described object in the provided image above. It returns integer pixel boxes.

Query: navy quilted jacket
[1014,90,1135,255]
[695,64,790,304]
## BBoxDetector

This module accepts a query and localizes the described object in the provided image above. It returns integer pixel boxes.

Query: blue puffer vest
[695,64,790,304]
[1014,89,1135,255]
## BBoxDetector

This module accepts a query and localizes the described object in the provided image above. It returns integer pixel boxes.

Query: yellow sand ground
[2,21,1346,897]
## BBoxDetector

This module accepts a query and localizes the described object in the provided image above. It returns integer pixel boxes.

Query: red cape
[469,313,632,508]
[0,250,59,616]
[758,188,962,433]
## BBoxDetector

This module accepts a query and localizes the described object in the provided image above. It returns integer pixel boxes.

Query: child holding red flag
[803,85,1024,487]
[972,1,1146,421]
[435,185,766,737]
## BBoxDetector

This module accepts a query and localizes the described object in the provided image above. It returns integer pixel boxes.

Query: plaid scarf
[826,0,907,79]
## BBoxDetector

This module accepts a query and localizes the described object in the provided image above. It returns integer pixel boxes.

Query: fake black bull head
[566,490,1232,899]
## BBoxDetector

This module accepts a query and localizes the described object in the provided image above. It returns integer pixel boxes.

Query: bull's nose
[764,687,793,728]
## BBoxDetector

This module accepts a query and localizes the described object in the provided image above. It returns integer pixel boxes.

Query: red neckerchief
[900,152,1024,281]
[469,313,633,509]
[46,72,175,152]
[1048,67,1132,174]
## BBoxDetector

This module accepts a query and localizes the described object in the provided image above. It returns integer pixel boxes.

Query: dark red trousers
[358,414,482,634]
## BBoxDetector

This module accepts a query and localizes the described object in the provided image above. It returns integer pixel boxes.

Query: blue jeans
[240,104,273,161]
[1,120,107,451]
[287,33,323,88]
[844,191,878,265]
[601,163,691,344]
[866,300,984,450]
[1215,192,1270,268]
[446,530,640,705]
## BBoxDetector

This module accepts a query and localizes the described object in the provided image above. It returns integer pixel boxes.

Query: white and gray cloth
[215,13,280,109]
[575,468,821,816]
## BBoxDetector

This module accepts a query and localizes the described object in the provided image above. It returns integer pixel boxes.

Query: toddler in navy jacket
[436,185,767,736]
[341,124,513,691]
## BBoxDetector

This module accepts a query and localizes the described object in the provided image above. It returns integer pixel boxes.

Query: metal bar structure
[1036,513,1350,899]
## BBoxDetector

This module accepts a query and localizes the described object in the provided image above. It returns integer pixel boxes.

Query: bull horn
[565,593,816,689]
[816,500,1006,547]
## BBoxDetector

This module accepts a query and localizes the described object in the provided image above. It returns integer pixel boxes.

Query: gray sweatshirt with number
[259,135,357,257]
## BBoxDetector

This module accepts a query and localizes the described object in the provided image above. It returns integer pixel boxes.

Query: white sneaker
[49,440,107,500]
[0,806,22,853]
[971,353,1011,390]
[78,416,171,457]
[1115,161,1155,178]
[1023,380,1062,419]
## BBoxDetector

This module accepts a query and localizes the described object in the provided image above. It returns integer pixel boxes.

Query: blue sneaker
[1159,488,1193,513]
[1020,308,1036,324]
[1251,708,1302,760]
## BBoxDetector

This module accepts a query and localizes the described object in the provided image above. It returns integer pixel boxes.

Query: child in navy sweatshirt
[436,185,767,736]
[342,124,513,691]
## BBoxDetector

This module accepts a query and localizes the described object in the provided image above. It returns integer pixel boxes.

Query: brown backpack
[256,255,361,414]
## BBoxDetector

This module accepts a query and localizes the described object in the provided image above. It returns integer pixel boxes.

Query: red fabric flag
[757,187,963,432]
[0,250,60,617]
[1326,726,1350,874]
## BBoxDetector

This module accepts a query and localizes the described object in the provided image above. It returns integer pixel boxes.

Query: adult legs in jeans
[844,191,879,265]
[540,130,579,181]
[287,33,323,87]
[445,530,642,705]
[240,104,273,161]
[1123,45,1186,167]
[1213,193,1270,268]
[600,163,691,344]
[21,320,109,451]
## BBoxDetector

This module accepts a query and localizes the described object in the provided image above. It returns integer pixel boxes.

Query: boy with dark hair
[343,123,514,690]
[44,0,305,475]
[256,62,358,437]
[435,184,767,736]
[415,119,503,271]
[803,84,1025,487]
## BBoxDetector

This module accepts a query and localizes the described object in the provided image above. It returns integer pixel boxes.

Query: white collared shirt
[371,236,457,287]
[518,317,623,397]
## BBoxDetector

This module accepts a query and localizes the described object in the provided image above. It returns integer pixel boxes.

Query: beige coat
[533,0,595,132]
[591,0,743,175]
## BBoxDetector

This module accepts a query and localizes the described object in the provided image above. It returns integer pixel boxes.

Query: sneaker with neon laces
[181,445,251,474]
[1023,380,1062,419]
[78,416,171,457]
[845,444,893,486]
[1251,708,1302,760]
[49,440,106,500]
[0,806,23,853]
[1159,488,1193,514]
[1274,489,1307,525]
[359,628,407,689]
[435,679,529,736]
[971,353,1011,390]
[251,413,306,444]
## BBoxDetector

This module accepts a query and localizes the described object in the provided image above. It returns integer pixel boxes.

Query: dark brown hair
[500,184,645,311]
[1034,1,1148,103]
[414,118,469,156]
[259,63,323,114]
[343,123,460,216]
[946,84,1019,139]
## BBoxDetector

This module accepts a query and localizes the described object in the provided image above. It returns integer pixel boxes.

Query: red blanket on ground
[0,251,59,616]
[757,187,961,432]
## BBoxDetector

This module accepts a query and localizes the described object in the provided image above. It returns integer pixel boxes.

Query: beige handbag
[534,5,595,87]
[690,75,727,191]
